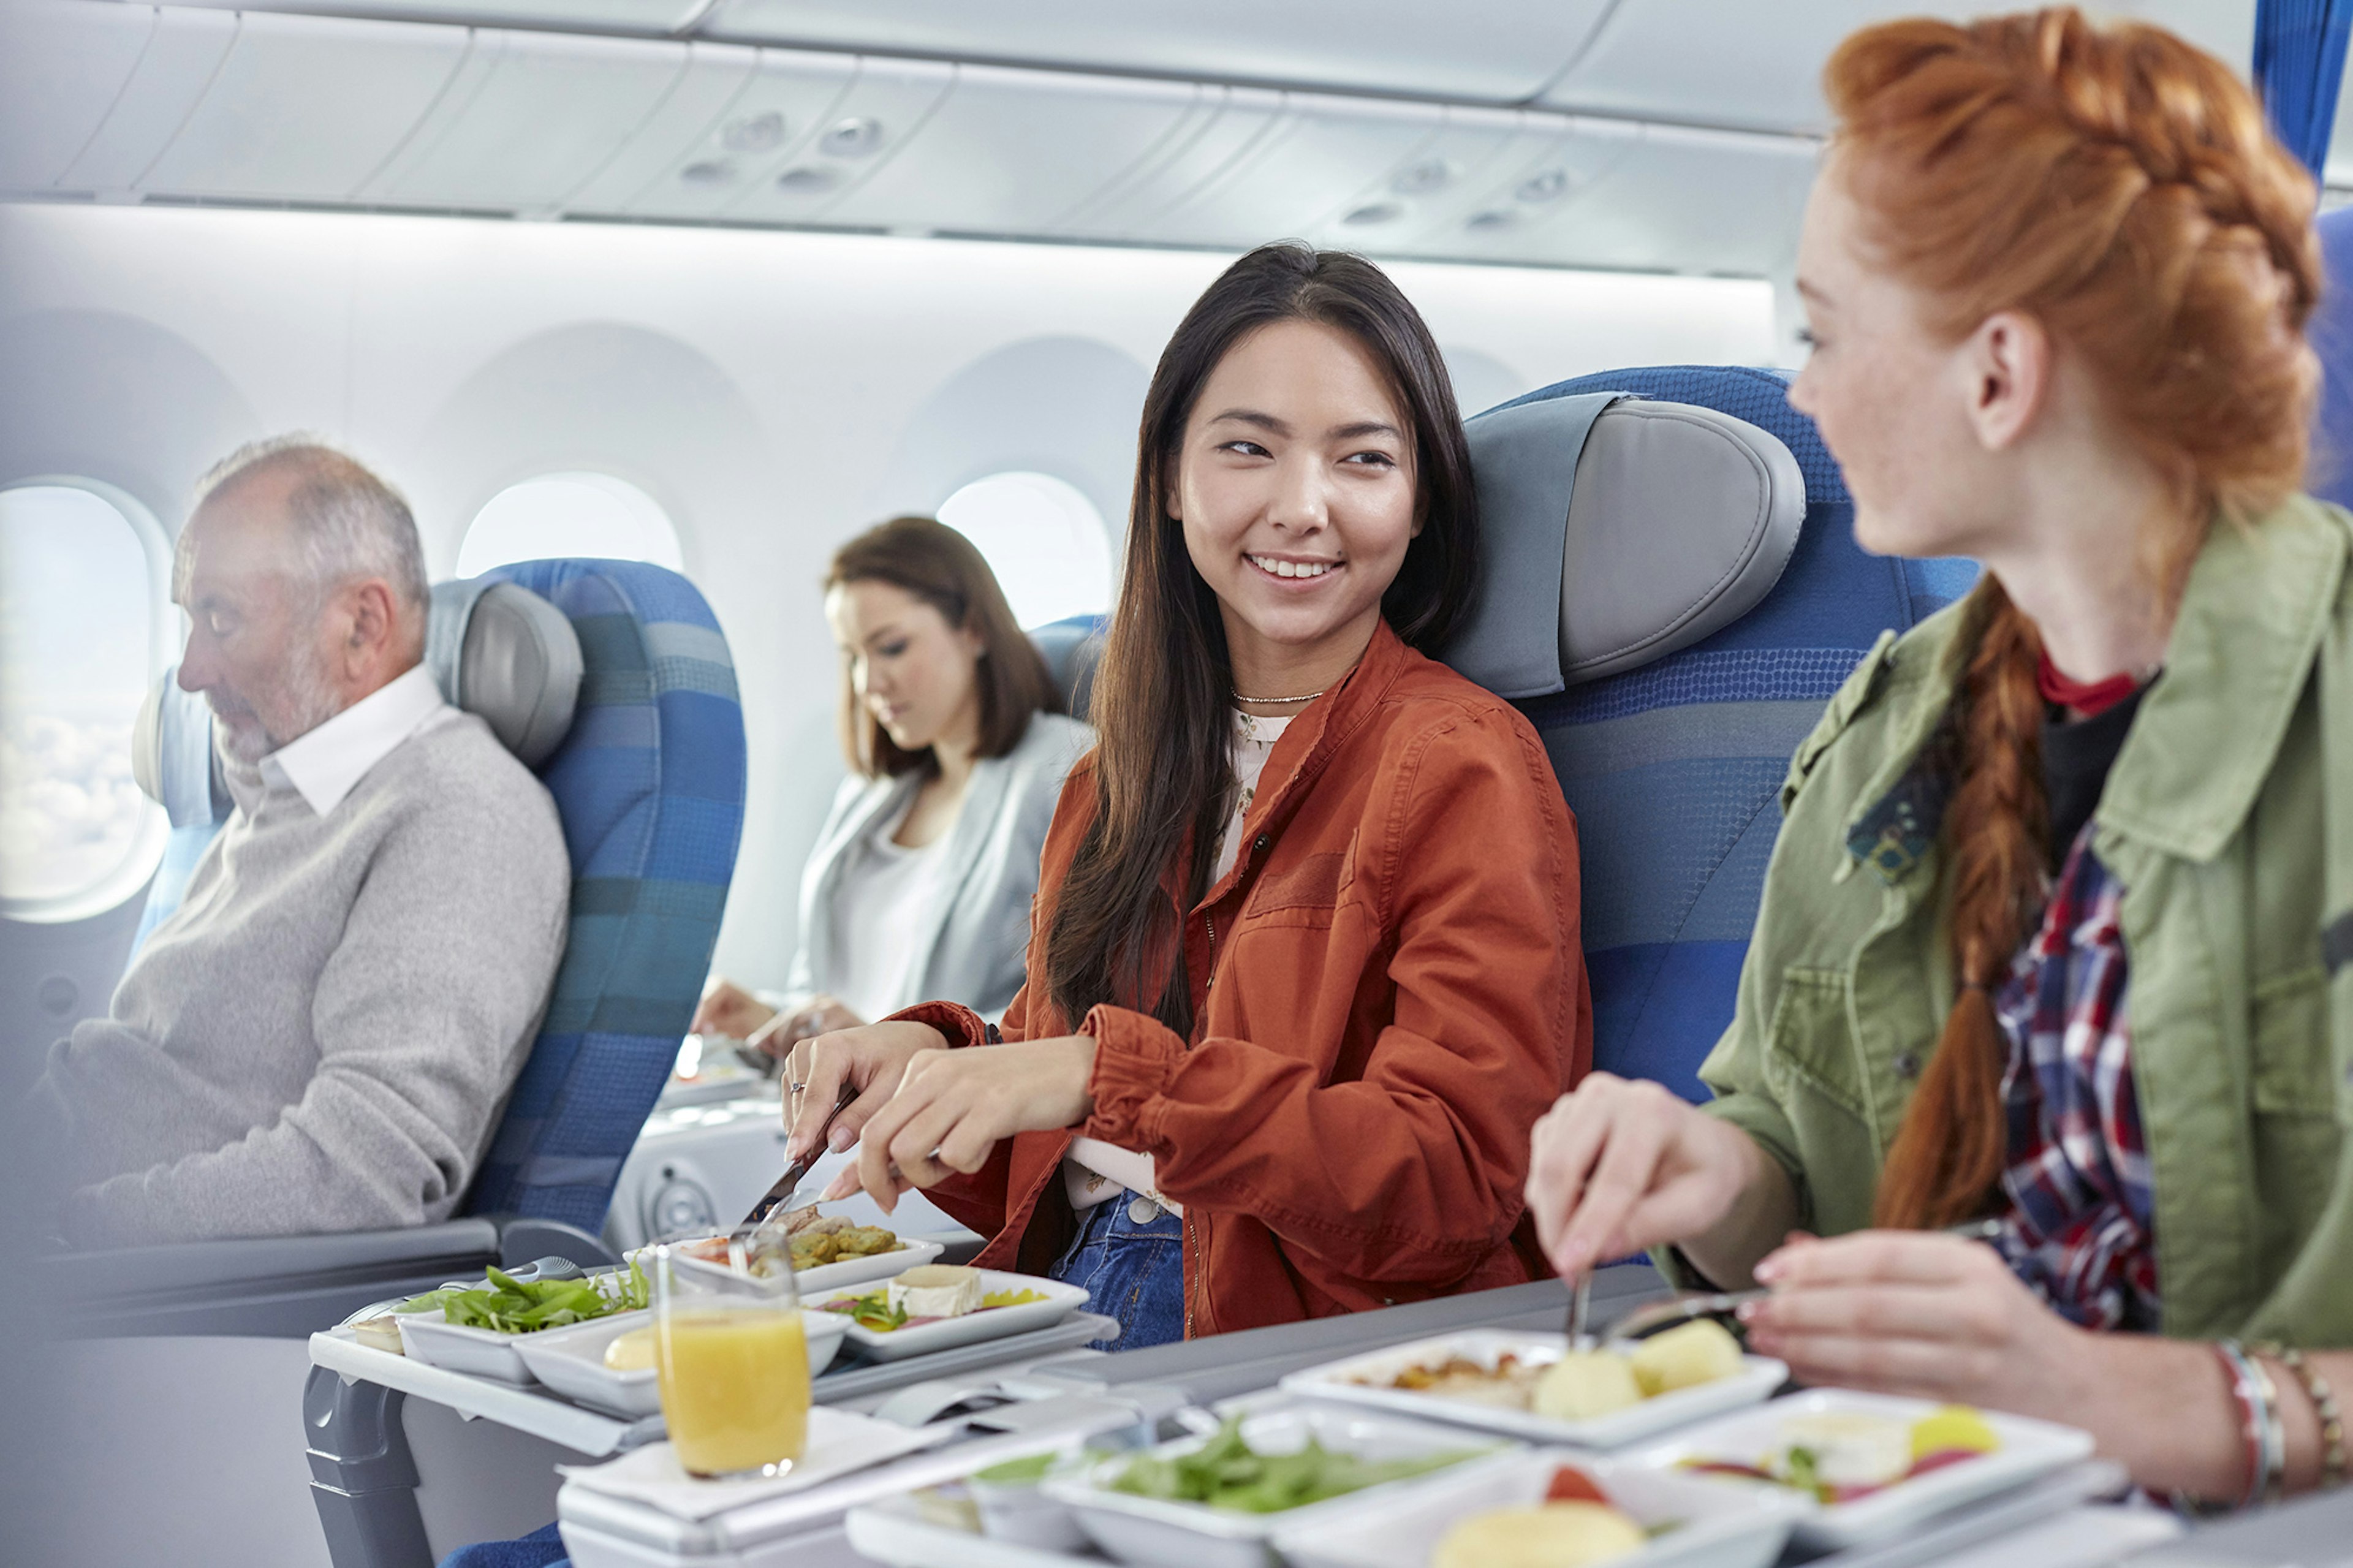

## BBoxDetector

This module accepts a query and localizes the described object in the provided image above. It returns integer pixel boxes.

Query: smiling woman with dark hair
[781,243,1591,1349]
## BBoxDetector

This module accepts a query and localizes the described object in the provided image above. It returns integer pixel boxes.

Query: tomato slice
[1544,1465,1610,1505]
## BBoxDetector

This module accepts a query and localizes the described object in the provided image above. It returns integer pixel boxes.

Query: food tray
[512,1308,854,1419]
[1279,1327,1786,1449]
[814,1270,1091,1362]
[1271,1447,1808,1568]
[1623,1388,2096,1549]
[1039,1403,1520,1568]
[398,1304,653,1385]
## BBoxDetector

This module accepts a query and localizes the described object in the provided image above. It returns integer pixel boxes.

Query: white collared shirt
[259,663,450,817]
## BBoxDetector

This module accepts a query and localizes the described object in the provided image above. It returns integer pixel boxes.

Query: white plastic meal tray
[1037,1403,1521,1568]
[513,1309,855,1420]
[1279,1327,1787,1449]
[812,1271,1091,1362]
[1623,1388,2097,1549]
[1271,1447,1810,1568]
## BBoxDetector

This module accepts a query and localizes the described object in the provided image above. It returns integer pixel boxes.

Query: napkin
[560,1407,955,1521]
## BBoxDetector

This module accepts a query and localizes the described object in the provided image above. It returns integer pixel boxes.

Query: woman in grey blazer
[697,517,1093,1046]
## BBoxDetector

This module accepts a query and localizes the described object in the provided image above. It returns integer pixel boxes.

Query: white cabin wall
[0,199,1775,989]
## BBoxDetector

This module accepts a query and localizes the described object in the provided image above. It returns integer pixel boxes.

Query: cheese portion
[887,1263,983,1319]
[1433,1502,1646,1568]
[1532,1351,1644,1420]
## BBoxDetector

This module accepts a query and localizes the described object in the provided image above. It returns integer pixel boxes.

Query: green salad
[399,1262,648,1334]
[1108,1418,1477,1514]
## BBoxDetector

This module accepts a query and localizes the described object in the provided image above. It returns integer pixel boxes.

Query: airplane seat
[1444,367,1976,1102]
[1028,612,1107,719]
[45,561,746,1336]
[2307,205,2353,508]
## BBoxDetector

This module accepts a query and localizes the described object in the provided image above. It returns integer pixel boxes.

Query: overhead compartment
[602,46,858,219]
[1050,86,1286,241]
[138,13,469,200]
[58,6,240,194]
[359,28,689,211]
[711,56,955,225]
[171,0,714,29]
[0,1,157,192]
[700,0,1616,103]
[819,65,1205,235]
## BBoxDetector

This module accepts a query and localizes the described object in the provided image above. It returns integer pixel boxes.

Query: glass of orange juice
[650,1235,811,1479]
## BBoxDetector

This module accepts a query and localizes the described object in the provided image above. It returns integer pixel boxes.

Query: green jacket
[1699,494,2353,1345]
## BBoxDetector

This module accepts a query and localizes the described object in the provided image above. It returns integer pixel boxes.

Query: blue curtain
[2255,0,2353,177]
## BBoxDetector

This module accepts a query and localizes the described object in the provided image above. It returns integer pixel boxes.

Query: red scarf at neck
[2036,653,2143,717]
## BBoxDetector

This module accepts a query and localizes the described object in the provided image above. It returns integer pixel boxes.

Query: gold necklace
[1232,687,1325,705]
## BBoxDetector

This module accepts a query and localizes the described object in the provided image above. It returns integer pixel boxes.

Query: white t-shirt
[829,795,949,1026]
[1064,710,1295,1216]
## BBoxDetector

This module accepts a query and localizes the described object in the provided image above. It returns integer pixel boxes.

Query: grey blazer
[783,711,1093,1024]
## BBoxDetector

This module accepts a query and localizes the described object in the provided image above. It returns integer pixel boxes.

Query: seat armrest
[39,1219,502,1339]
[490,1216,619,1271]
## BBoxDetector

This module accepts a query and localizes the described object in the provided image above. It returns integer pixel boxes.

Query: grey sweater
[31,709,569,1248]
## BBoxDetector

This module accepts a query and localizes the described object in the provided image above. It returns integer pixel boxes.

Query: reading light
[775,166,839,194]
[1516,169,1570,203]
[1392,159,1453,195]
[820,117,884,157]
[680,160,735,186]
[722,112,786,154]
[1344,201,1404,226]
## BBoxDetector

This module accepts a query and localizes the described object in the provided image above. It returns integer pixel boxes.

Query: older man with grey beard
[26,439,569,1248]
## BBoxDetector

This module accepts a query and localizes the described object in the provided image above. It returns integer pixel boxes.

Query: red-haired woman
[1526,7,2351,1506]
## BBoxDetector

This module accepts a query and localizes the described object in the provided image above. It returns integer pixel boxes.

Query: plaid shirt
[1988,824,2159,1331]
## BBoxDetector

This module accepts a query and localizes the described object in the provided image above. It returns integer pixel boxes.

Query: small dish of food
[1281,1325,1786,1449]
[1041,1405,1515,1568]
[1626,1390,2094,1548]
[1271,1448,1810,1568]
[393,1262,652,1384]
[632,1213,945,1297]
[809,1265,1087,1360]
[509,1305,853,1418]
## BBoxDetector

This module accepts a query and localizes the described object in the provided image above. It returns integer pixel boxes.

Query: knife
[740,1080,859,1230]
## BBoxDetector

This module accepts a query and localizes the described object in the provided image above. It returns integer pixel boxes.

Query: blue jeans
[1048,1195,1186,1351]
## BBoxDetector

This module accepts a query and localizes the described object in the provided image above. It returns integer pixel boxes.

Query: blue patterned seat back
[1499,366,1975,1100]
[463,560,745,1228]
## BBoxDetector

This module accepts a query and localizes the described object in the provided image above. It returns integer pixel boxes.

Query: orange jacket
[899,619,1590,1338]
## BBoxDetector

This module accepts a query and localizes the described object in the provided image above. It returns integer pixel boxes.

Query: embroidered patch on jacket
[1249,851,1351,914]
[1846,763,1952,884]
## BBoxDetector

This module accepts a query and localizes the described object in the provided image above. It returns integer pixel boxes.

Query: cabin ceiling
[0,1,2268,276]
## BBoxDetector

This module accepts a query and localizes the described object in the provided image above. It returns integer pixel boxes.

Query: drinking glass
[649,1233,812,1479]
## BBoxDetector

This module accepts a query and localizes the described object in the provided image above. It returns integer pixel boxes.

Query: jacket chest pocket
[1243,849,1355,929]
[2248,966,2341,1263]
[1764,967,1887,1231]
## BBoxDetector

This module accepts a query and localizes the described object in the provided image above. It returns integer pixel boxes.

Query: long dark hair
[827,516,1062,779]
[1042,243,1479,1035]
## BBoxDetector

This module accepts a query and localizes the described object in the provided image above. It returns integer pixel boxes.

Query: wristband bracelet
[2217,1339,2287,1507]
[2256,1342,2348,1492]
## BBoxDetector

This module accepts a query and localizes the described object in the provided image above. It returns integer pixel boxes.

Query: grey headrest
[1442,393,1806,699]
[426,580,582,769]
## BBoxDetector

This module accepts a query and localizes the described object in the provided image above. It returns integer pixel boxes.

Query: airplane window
[457,472,686,577]
[0,482,169,920]
[936,471,1115,629]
